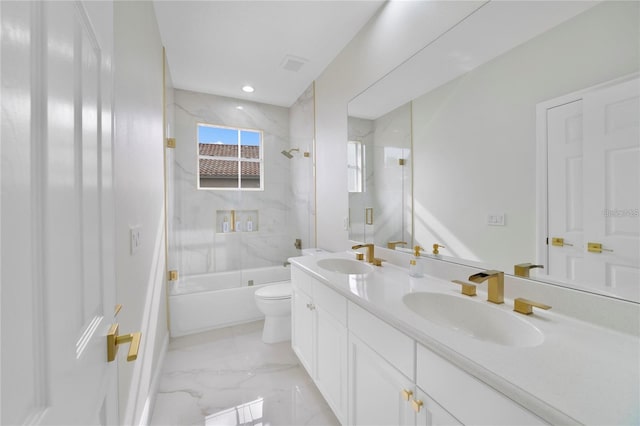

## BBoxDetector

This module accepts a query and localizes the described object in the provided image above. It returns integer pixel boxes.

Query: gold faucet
[352,243,375,263]
[387,241,407,250]
[468,270,504,304]
[514,263,544,278]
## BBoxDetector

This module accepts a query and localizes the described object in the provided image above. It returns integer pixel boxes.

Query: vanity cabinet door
[315,305,348,423]
[348,333,413,426]
[291,287,314,377]
[414,387,461,426]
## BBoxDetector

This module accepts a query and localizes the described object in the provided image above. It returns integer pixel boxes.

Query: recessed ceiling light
[242,85,254,93]
[236,106,244,110]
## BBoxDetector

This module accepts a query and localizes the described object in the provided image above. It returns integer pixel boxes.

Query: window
[197,123,263,190]
[347,140,365,193]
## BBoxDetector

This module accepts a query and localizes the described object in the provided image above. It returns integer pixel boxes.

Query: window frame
[196,122,265,191]
[347,140,365,193]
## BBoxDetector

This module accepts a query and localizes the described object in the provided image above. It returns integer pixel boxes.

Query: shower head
[281,148,299,159]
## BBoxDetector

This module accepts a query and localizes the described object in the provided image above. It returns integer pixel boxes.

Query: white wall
[113,2,168,424]
[411,1,640,272]
[314,1,488,251]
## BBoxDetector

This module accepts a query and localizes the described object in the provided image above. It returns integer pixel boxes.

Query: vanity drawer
[417,344,547,425]
[312,278,347,326]
[348,301,414,379]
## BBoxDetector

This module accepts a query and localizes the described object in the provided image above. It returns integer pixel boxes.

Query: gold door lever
[587,242,614,253]
[107,323,141,362]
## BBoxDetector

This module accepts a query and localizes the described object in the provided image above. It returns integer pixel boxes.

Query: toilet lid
[255,283,292,300]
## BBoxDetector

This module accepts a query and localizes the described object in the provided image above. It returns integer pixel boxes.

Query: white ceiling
[153,0,385,107]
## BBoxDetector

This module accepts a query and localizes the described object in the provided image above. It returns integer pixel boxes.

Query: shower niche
[217,209,259,233]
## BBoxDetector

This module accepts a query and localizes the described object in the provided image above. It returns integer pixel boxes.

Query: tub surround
[289,251,640,425]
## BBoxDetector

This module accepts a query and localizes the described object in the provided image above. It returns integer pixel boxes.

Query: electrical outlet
[130,226,142,254]
[487,213,506,226]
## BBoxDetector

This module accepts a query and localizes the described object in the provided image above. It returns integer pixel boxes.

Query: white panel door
[546,77,640,301]
[1,1,119,424]
[546,100,586,283]
[582,78,640,300]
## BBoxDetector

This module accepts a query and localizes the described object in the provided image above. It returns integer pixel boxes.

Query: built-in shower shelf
[217,209,258,233]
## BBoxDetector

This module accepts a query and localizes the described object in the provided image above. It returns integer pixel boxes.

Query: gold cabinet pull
[114,304,123,317]
[107,323,142,362]
[401,389,413,401]
[551,237,573,247]
[514,298,551,315]
[451,280,477,297]
[587,242,613,253]
[411,399,424,413]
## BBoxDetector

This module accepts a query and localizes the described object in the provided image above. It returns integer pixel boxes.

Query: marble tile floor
[150,321,340,426]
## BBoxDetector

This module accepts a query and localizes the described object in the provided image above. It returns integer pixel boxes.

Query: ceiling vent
[281,55,307,72]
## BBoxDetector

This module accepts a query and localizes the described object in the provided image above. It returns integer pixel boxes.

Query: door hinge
[168,270,178,281]
[166,138,176,148]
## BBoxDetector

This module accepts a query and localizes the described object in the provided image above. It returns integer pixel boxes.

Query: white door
[1,1,120,424]
[545,77,640,300]
[546,99,586,283]
[582,78,640,300]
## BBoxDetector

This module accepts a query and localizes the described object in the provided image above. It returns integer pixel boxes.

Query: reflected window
[198,123,263,190]
[348,140,365,193]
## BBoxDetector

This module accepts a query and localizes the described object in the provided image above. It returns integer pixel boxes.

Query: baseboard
[138,332,169,425]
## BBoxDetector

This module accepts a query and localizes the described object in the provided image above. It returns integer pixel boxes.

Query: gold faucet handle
[372,258,384,267]
[514,298,551,315]
[387,241,407,249]
[451,280,477,297]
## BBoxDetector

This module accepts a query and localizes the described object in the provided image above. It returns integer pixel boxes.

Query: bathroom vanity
[289,252,640,425]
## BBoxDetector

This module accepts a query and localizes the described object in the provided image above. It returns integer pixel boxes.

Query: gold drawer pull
[401,389,413,401]
[411,399,423,413]
[107,323,142,362]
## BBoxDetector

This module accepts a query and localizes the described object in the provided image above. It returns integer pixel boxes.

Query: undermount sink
[403,292,544,348]
[316,258,374,275]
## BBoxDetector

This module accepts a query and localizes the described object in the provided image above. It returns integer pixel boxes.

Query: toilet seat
[255,283,292,300]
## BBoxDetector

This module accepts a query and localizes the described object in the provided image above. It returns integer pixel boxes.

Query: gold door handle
[551,237,573,247]
[411,399,424,413]
[401,389,413,401]
[107,323,142,362]
[587,242,613,253]
[514,298,552,315]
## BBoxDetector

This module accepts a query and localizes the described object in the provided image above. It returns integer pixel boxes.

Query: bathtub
[169,265,291,337]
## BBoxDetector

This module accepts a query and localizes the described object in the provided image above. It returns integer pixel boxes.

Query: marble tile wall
[172,90,303,278]
[348,102,412,246]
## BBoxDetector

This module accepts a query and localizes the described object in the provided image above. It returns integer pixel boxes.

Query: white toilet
[254,283,293,344]
[255,248,326,343]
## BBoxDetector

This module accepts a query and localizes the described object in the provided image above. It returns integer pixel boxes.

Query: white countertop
[289,251,640,426]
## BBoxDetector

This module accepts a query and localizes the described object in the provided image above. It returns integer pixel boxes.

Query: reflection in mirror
[348,1,639,302]
[348,103,412,247]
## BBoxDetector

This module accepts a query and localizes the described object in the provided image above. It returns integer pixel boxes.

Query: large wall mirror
[348,1,639,303]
